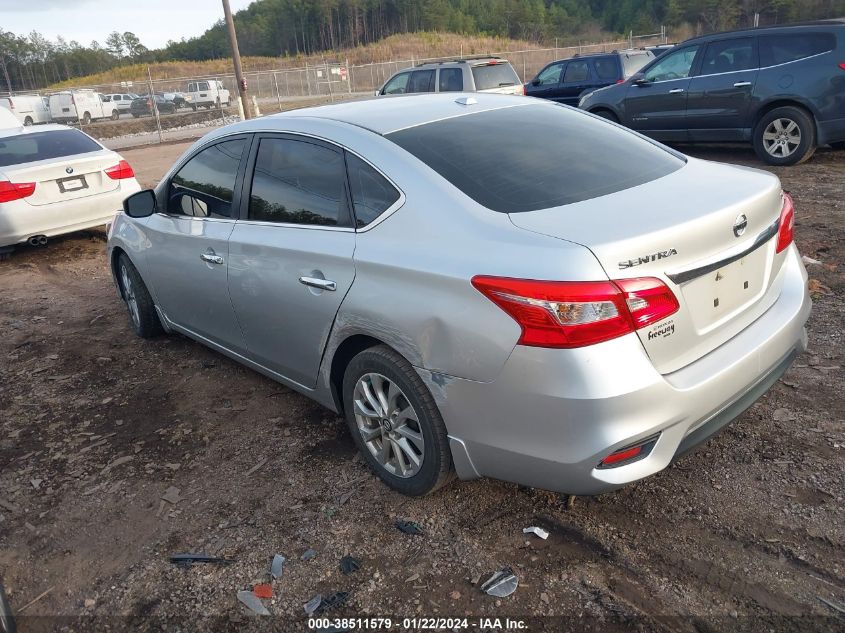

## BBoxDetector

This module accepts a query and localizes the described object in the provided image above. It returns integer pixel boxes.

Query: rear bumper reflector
[597,435,659,469]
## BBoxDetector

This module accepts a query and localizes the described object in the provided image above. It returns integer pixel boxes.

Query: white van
[48,90,119,124]
[184,80,230,110]
[0,95,51,126]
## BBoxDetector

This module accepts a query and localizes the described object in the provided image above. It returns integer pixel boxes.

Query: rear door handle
[200,253,224,265]
[299,276,337,291]
[733,81,752,87]
[669,88,685,94]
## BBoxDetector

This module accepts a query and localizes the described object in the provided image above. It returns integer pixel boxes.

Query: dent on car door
[623,44,702,141]
[227,135,357,388]
[685,37,759,141]
[142,136,250,352]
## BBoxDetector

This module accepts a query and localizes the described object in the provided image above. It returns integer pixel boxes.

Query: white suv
[104,94,139,113]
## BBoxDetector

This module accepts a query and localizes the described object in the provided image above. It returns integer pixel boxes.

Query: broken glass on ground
[395,520,424,535]
[169,553,233,568]
[237,590,270,616]
[480,567,518,597]
[270,554,285,579]
[339,555,361,575]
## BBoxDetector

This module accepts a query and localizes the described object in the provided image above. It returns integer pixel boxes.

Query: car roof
[414,56,507,68]
[227,93,533,136]
[683,18,845,44]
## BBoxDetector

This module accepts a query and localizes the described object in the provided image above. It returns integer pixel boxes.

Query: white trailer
[0,94,52,126]
[48,90,119,124]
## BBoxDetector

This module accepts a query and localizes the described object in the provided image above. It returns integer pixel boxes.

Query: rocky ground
[0,142,843,632]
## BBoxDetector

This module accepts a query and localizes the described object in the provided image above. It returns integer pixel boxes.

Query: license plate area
[57,175,88,193]
[681,248,768,331]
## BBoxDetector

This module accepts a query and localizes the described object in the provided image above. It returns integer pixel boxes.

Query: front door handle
[299,276,337,291]
[733,81,752,87]
[200,253,224,265]
[669,88,685,94]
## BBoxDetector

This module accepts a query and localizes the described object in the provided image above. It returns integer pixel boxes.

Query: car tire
[82,112,91,125]
[190,104,197,112]
[111,110,119,120]
[593,109,619,123]
[342,345,453,496]
[117,253,163,339]
[753,106,816,166]
[23,116,33,126]
[132,114,139,118]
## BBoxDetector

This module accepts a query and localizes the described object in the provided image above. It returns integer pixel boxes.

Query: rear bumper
[421,245,810,495]
[0,180,141,247]
[817,116,845,145]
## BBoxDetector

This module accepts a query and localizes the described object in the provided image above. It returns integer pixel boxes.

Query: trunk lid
[508,158,789,374]
[2,151,121,206]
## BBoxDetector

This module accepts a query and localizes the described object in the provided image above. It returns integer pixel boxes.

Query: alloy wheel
[352,372,425,478]
[763,118,801,158]
[120,265,141,329]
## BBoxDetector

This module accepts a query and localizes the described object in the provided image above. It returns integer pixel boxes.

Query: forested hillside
[1,0,843,91]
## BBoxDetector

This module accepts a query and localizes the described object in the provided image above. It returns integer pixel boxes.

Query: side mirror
[633,74,649,86]
[531,79,540,86]
[124,189,156,218]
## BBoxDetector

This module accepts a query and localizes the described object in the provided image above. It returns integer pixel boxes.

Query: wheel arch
[327,333,390,415]
[110,245,129,300]
[752,99,819,139]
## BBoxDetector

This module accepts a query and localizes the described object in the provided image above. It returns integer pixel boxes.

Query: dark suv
[524,49,654,106]
[578,20,845,165]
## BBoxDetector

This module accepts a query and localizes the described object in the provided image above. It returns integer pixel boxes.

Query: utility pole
[222,0,252,119]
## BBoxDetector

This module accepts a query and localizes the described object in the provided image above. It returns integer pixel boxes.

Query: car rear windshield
[471,62,521,90]
[621,52,653,77]
[386,104,684,213]
[0,128,101,167]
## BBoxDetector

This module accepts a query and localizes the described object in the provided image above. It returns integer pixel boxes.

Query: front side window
[408,70,435,93]
[383,72,410,95]
[593,58,619,80]
[643,45,700,82]
[249,138,348,227]
[535,62,564,85]
[759,32,836,66]
[167,138,245,219]
[387,103,684,214]
[439,68,463,92]
[346,153,401,227]
[563,60,590,83]
[699,38,756,75]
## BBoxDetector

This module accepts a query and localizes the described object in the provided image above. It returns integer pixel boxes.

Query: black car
[130,95,177,118]
[579,19,845,165]
[524,49,654,106]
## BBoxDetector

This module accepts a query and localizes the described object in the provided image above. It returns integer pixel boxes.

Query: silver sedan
[108,94,810,496]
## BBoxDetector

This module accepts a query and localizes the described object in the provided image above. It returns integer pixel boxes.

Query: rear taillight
[839,62,845,70]
[521,84,526,95]
[775,191,794,253]
[615,78,625,84]
[105,159,135,180]
[471,276,679,349]
[0,180,36,203]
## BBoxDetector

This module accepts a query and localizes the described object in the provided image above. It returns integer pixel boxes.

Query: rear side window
[408,70,435,93]
[387,104,684,214]
[563,60,589,82]
[699,38,756,75]
[0,129,101,167]
[593,58,619,80]
[471,62,520,90]
[439,68,463,92]
[759,32,836,66]
[249,138,348,227]
[168,138,245,219]
[346,153,401,227]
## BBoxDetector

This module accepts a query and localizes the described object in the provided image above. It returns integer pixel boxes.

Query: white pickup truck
[184,80,230,110]
[49,90,119,124]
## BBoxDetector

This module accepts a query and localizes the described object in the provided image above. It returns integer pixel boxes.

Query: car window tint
[759,32,836,66]
[535,62,563,85]
[438,67,463,92]
[593,58,618,80]
[345,153,401,227]
[471,62,520,90]
[168,138,245,219]
[621,52,653,77]
[408,70,435,93]
[249,138,348,227]
[0,129,101,167]
[387,103,684,214]
[563,60,589,83]
[383,72,410,94]
[643,45,699,82]
[699,38,755,75]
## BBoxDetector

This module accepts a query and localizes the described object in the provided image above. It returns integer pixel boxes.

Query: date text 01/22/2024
[307,617,529,630]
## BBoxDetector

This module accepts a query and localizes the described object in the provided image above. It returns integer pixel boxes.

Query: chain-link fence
[40,30,667,145]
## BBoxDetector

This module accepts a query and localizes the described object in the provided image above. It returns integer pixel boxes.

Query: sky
[0,0,254,49]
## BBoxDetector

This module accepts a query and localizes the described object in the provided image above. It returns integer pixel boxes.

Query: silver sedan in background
[107,94,810,496]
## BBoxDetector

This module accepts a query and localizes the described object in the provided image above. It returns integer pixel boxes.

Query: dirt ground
[0,140,843,632]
